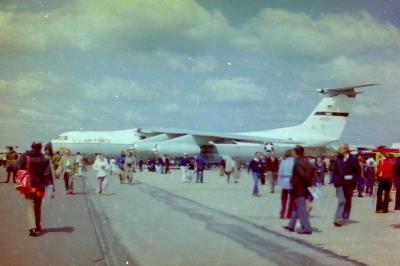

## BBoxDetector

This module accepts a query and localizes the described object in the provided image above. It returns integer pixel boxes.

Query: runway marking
[138,183,367,266]
[82,177,138,266]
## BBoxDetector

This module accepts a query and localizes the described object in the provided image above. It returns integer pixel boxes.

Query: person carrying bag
[15,141,55,237]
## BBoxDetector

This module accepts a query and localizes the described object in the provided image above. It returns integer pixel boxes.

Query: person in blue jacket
[248,152,265,196]
[195,155,206,183]
[116,151,126,184]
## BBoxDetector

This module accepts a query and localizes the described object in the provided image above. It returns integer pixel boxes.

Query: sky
[0,0,399,150]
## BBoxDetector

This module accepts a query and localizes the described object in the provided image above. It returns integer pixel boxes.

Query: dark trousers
[196,170,204,183]
[396,178,400,210]
[64,172,73,192]
[365,184,374,196]
[376,179,392,212]
[357,177,365,196]
[343,184,354,219]
[25,193,43,229]
[6,167,16,183]
[280,189,295,218]
[225,171,232,183]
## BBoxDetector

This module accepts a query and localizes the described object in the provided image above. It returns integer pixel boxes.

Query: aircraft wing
[136,127,301,144]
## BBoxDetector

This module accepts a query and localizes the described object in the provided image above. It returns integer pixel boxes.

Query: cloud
[0,0,235,55]
[301,55,400,119]
[301,55,400,94]
[81,77,169,103]
[156,51,218,73]
[198,77,265,102]
[2,2,399,71]
[0,72,64,96]
[235,9,400,61]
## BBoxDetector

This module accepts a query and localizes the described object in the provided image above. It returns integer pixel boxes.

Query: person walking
[223,155,235,183]
[124,152,135,184]
[364,160,375,197]
[16,141,54,236]
[220,158,226,177]
[357,155,366,197]
[116,151,126,184]
[248,152,265,196]
[375,153,394,213]
[195,155,206,183]
[56,149,76,194]
[159,156,166,174]
[394,156,400,210]
[278,149,295,219]
[52,151,61,178]
[331,144,360,226]
[180,155,190,182]
[283,145,314,234]
[109,158,118,175]
[75,152,83,177]
[138,159,144,172]
[315,157,326,185]
[265,153,280,193]
[93,153,110,194]
[5,146,18,183]
[165,155,171,174]
[232,156,242,184]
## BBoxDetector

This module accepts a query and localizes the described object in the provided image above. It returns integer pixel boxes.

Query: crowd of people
[3,141,400,238]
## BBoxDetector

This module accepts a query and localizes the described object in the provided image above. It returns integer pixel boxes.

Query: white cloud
[81,77,154,102]
[1,2,398,71]
[157,51,218,73]
[235,9,400,60]
[301,56,400,91]
[301,56,400,118]
[0,0,235,54]
[199,77,265,102]
[0,72,64,96]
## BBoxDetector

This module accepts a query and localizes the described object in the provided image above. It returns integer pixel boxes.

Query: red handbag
[16,156,31,193]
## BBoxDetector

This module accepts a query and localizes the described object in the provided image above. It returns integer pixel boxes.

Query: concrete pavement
[3,165,400,266]
[0,167,133,266]
[85,168,400,266]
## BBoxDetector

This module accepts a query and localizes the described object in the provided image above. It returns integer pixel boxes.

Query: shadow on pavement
[71,192,87,195]
[345,220,360,225]
[311,227,323,233]
[390,224,400,229]
[41,226,75,235]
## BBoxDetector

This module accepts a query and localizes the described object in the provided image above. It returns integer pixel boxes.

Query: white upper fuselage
[51,129,141,157]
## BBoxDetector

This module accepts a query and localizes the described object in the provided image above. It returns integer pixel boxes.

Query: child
[365,161,375,196]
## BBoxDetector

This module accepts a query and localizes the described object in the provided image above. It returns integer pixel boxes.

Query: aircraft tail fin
[299,83,380,142]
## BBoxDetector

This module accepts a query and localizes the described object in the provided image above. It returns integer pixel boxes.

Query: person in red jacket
[376,153,395,213]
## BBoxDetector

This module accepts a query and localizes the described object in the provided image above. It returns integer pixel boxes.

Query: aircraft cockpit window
[56,136,68,141]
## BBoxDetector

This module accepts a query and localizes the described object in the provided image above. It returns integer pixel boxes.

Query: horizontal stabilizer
[316,83,380,97]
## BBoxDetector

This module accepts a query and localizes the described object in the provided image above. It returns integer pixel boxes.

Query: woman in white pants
[93,153,110,194]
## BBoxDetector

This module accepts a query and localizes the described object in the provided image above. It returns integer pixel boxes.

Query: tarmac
[2,166,400,266]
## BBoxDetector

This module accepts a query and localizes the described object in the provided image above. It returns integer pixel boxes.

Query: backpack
[16,156,32,194]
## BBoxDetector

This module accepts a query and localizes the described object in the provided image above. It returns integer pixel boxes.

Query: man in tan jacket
[5,146,18,183]
[56,149,76,194]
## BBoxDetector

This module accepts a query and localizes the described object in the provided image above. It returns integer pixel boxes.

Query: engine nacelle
[156,143,200,157]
